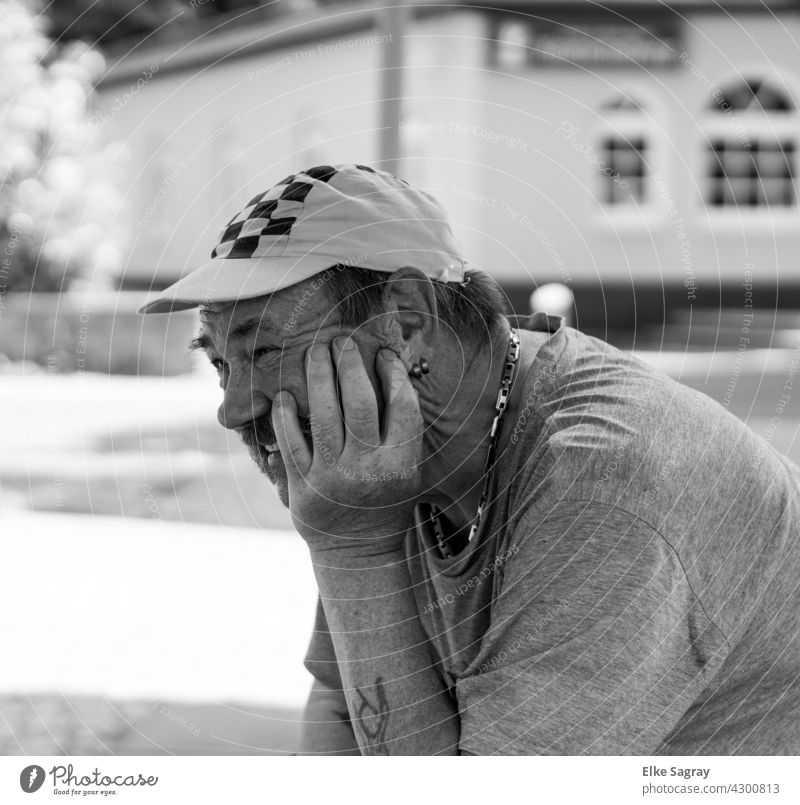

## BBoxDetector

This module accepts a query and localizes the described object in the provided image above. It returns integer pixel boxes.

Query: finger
[376,348,423,446]
[271,390,311,478]
[332,335,380,447]
[305,342,344,458]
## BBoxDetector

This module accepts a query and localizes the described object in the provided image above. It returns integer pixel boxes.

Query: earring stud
[409,357,430,379]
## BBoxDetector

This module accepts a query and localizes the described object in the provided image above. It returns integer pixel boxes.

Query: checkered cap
[138,163,470,314]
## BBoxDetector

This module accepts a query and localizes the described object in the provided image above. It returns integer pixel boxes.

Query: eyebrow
[189,332,213,352]
[229,318,262,339]
[188,317,276,354]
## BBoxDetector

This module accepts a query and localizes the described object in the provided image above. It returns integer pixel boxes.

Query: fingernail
[336,335,355,351]
[310,343,327,362]
[379,349,396,361]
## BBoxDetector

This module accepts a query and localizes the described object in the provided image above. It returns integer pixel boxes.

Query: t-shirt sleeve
[456,499,730,755]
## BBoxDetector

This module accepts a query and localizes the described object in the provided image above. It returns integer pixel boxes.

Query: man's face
[193,276,385,506]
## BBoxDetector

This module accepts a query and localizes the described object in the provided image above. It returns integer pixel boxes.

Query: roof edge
[96,0,444,88]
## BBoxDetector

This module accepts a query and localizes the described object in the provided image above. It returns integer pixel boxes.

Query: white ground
[0,509,316,709]
[2,346,797,709]
[2,365,316,709]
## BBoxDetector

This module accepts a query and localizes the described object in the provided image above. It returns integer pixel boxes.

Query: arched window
[712,78,793,113]
[596,93,649,206]
[705,78,797,207]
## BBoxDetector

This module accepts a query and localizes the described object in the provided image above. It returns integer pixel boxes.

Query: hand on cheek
[271,336,423,557]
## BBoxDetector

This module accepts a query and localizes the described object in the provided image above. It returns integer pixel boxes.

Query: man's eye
[210,358,224,371]
[252,348,273,362]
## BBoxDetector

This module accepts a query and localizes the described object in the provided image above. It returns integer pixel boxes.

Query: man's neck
[417,320,551,534]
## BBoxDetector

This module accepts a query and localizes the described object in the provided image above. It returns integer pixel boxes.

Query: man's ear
[382,266,439,350]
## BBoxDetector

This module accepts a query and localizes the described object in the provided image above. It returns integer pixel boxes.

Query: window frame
[589,91,666,230]
[698,72,800,230]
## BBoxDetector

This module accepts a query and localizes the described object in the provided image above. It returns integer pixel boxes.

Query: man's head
[139,163,509,503]
[191,263,508,505]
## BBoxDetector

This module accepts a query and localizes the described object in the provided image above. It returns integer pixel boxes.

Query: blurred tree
[47,0,196,47]
[0,0,346,295]
[44,0,318,48]
[0,0,128,293]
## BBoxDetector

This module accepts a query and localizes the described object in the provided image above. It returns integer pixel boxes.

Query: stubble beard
[238,414,312,509]
[245,441,290,507]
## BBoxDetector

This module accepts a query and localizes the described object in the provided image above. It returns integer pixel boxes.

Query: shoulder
[508,329,730,515]
[514,327,679,439]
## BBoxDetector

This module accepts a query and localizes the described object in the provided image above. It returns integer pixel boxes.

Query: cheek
[262,359,310,413]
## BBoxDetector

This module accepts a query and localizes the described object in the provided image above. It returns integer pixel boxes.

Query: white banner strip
[2,756,797,804]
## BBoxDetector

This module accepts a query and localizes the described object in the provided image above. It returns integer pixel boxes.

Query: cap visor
[137,255,342,314]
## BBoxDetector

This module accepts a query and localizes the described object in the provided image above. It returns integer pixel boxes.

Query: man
[140,163,800,755]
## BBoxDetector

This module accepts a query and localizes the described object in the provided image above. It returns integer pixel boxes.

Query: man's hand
[271,335,423,557]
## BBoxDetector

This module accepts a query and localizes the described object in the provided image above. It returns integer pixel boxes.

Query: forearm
[298,679,361,755]
[312,547,460,755]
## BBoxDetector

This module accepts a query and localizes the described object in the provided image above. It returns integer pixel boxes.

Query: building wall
[96,5,800,323]
[441,9,800,294]
[97,25,388,284]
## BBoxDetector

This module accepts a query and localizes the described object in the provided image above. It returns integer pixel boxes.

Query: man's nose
[217,378,270,430]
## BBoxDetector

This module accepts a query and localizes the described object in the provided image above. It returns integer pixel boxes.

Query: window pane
[706,139,797,207]
[723,177,753,205]
[723,147,756,178]
[599,136,647,204]
[759,146,793,177]
[755,177,792,205]
[609,178,635,204]
[610,147,644,176]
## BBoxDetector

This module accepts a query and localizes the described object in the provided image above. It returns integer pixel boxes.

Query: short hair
[318,265,510,340]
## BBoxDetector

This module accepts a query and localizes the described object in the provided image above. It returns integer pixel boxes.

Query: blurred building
[95,0,800,342]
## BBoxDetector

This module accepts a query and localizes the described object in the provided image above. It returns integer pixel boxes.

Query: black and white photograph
[2,0,799,796]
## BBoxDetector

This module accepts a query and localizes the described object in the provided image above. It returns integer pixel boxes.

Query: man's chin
[267,462,290,508]
[248,445,290,508]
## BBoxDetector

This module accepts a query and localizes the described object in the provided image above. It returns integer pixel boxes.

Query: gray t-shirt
[306,319,800,754]
[404,320,800,755]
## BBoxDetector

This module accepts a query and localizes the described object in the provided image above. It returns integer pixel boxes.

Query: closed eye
[252,347,278,363]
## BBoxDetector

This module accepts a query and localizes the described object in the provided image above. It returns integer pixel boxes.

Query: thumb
[271,391,311,478]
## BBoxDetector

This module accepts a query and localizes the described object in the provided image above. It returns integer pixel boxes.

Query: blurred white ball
[530,283,574,325]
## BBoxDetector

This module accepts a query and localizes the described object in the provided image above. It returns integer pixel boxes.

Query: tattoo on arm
[352,676,390,755]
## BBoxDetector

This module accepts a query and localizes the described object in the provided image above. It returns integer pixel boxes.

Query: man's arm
[273,340,462,754]
[312,547,461,755]
[299,679,360,755]
[298,597,360,755]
